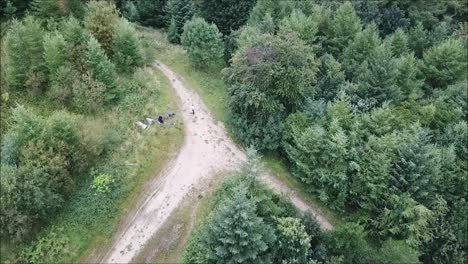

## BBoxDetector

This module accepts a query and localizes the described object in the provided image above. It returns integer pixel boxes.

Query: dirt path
[100,62,332,263]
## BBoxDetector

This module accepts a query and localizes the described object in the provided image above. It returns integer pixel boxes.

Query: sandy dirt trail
[100,62,332,263]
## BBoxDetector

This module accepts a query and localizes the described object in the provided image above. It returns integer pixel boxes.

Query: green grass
[1,67,184,263]
[141,28,343,228]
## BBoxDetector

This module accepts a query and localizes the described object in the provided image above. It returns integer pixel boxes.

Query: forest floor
[91,61,334,263]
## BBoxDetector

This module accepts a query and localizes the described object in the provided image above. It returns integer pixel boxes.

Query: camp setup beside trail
[136,112,176,130]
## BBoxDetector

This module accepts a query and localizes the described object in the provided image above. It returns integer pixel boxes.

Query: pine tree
[387,28,409,57]
[5,16,45,91]
[408,23,430,58]
[396,53,424,100]
[86,37,117,100]
[421,38,467,89]
[274,217,311,264]
[355,45,401,107]
[181,17,224,68]
[166,0,194,43]
[342,23,381,80]
[279,9,318,46]
[167,18,180,44]
[328,1,362,55]
[4,1,17,18]
[198,0,256,36]
[43,31,67,80]
[202,186,276,263]
[112,19,143,72]
[134,0,167,28]
[315,54,345,101]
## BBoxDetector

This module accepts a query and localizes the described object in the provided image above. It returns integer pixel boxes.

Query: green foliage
[315,54,345,101]
[4,16,46,92]
[19,227,69,263]
[387,28,409,57]
[328,223,371,264]
[72,72,106,113]
[396,53,424,100]
[181,17,224,68]
[328,1,362,55]
[121,0,139,22]
[85,36,117,100]
[274,217,311,264]
[0,106,84,241]
[48,65,77,104]
[84,0,119,55]
[203,186,276,263]
[30,0,84,18]
[133,0,167,28]
[43,31,67,79]
[91,174,114,194]
[166,0,194,43]
[167,18,179,44]
[421,38,467,89]
[112,19,143,72]
[198,0,256,36]
[279,9,318,46]
[224,31,318,150]
[371,240,420,264]
[342,23,381,79]
[4,0,17,19]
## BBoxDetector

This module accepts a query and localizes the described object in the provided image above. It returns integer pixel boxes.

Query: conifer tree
[203,186,276,263]
[43,31,67,80]
[166,0,194,43]
[198,0,256,36]
[328,1,362,55]
[387,28,410,57]
[396,53,424,100]
[342,23,381,80]
[279,9,318,46]
[421,38,467,89]
[315,54,345,101]
[86,37,117,100]
[112,19,143,72]
[5,16,45,91]
[274,217,311,264]
[355,45,401,107]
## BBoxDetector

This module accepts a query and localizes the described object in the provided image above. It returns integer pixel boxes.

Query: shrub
[48,65,78,105]
[181,17,224,68]
[19,227,70,263]
[92,174,114,194]
[274,217,311,264]
[72,73,106,113]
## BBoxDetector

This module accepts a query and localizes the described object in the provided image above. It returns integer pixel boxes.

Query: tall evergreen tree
[315,54,346,101]
[198,0,256,36]
[85,37,117,100]
[386,28,410,57]
[328,1,362,55]
[202,186,276,263]
[279,9,318,46]
[134,0,167,28]
[43,31,67,80]
[420,38,467,89]
[166,0,193,43]
[342,23,381,79]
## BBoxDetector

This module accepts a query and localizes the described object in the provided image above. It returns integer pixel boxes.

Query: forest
[1,0,467,263]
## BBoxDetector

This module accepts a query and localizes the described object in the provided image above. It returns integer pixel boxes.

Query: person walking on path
[191,104,195,115]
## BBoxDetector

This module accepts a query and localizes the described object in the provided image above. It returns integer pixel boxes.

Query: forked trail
[100,62,333,263]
